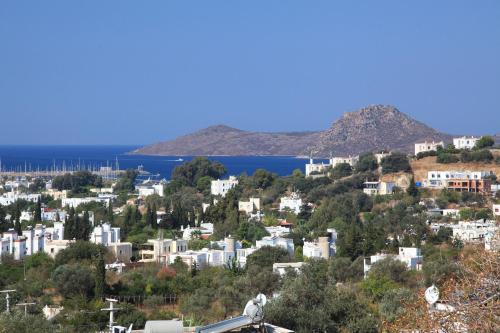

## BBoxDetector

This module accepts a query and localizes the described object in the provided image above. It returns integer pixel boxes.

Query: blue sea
[0,145,325,179]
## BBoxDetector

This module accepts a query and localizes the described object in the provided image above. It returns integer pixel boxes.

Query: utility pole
[101,298,120,333]
[0,290,16,313]
[16,302,35,316]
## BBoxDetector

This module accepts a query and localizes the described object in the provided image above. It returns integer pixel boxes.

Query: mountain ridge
[130,105,453,157]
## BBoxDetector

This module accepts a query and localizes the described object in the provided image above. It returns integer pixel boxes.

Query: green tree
[381,153,411,174]
[171,157,226,187]
[406,177,419,197]
[246,246,290,270]
[114,169,139,193]
[355,153,378,172]
[34,200,42,222]
[475,135,494,149]
[94,252,106,299]
[331,163,353,179]
[52,264,95,298]
[251,169,275,189]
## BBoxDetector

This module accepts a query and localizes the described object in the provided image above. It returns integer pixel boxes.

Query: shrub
[381,153,411,174]
[475,136,494,149]
[460,149,493,163]
[416,150,437,159]
[436,153,459,164]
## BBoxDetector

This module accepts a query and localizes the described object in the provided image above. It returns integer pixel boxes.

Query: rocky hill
[131,125,321,156]
[310,104,452,156]
[131,105,452,157]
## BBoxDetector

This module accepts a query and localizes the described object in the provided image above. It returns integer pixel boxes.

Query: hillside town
[0,134,498,332]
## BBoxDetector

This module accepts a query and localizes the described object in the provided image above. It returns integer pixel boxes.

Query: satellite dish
[425,285,439,305]
[255,293,267,306]
[243,294,266,323]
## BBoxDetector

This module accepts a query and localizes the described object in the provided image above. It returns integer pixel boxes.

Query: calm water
[0,145,322,179]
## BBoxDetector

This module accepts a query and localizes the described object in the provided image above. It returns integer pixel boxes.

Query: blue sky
[0,1,499,145]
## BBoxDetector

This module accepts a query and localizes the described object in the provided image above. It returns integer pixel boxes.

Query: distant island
[130,105,452,157]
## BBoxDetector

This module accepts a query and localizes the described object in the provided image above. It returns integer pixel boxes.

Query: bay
[0,145,326,179]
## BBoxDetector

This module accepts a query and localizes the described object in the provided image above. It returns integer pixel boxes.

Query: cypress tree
[64,207,76,240]
[144,204,152,227]
[34,200,42,222]
[107,203,114,223]
[407,177,419,197]
[94,252,106,299]
[81,211,91,241]
[14,204,22,235]
[123,205,132,238]
[151,203,158,229]
[14,217,22,235]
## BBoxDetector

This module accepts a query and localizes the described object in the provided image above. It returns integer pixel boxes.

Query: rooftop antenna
[0,289,16,313]
[101,298,121,333]
[16,302,35,316]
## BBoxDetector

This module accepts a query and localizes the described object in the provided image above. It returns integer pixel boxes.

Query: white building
[305,159,330,177]
[305,156,359,177]
[23,225,46,256]
[256,235,294,256]
[211,176,239,197]
[20,211,34,222]
[493,204,500,217]
[279,193,302,215]
[363,181,395,196]
[0,192,40,206]
[236,247,257,267]
[199,248,235,267]
[425,170,491,188]
[303,239,336,260]
[303,229,337,259]
[329,156,359,168]
[273,262,305,276]
[238,198,261,215]
[453,136,480,150]
[182,223,214,240]
[139,238,188,264]
[363,247,423,278]
[45,222,65,241]
[107,242,133,262]
[41,208,67,222]
[44,239,73,258]
[452,220,497,242]
[265,226,291,238]
[0,230,27,260]
[62,196,111,208]
[414,141,444,155]
[90,223,121,246]
[374,152,391,164]
[168,251,208,269]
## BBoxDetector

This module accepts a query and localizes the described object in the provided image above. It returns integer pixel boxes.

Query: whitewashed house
[0,230,27,260]
[453,136,480,150]
[211,176,238,197]
[256,235,294,256]
[425,170,491,188]
[273,262,305,276]
[414,141,444,155]
[279,193,302,214]
[62,196,111,208]
[0,192,40,206]
[363,181,395,196]
[492,204,500,217]
[238,197,261,215]
[363,247,423,278]
[90,223,121,246]
[139,238,188,264]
